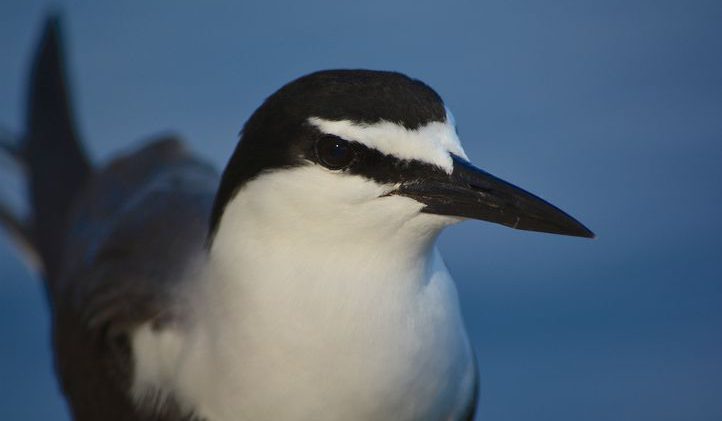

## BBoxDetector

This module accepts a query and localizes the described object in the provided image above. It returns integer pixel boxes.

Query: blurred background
[1,1,721,420]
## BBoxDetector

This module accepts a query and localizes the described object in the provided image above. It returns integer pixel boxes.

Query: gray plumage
[2,17,214,420]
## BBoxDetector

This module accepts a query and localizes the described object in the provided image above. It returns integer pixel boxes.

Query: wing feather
[52,137,216,421]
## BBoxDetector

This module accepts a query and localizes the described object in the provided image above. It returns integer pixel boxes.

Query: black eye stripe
[329,139,448,185]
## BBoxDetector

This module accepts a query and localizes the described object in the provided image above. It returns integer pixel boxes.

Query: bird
[0,16,593,421]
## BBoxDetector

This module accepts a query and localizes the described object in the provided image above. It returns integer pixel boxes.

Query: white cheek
[231,166,420,224]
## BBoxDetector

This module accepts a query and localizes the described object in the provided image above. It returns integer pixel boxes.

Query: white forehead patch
[308,111,467,174]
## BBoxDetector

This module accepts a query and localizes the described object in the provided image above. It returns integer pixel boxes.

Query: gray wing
[52,138,217,421]
[0,17,216,420]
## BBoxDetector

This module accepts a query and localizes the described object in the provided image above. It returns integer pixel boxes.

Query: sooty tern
[0,17,593,421]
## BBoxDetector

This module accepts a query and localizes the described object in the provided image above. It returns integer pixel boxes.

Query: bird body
[0,17,592,421]
[160,240,475,420]
[127,121,478,421]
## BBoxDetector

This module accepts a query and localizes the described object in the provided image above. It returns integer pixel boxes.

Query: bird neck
[206,196,443,301]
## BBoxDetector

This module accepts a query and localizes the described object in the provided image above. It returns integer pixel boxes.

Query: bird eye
[315,135,355,170]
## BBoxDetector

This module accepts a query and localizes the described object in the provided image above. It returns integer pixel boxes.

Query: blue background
[1,1,721,420]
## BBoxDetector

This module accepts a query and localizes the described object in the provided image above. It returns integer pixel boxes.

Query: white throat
[131,166,476,420]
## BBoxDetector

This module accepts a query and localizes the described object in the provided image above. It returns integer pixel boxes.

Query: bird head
[208,70,593,250]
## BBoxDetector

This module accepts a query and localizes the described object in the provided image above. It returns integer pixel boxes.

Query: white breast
[168,247,473,421]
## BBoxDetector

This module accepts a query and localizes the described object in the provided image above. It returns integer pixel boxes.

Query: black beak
[397,155,594,238]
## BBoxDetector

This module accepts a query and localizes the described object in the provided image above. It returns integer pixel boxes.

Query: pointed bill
[397,155,594,238]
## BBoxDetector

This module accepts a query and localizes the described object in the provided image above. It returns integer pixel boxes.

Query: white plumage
[132,149,477,420]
